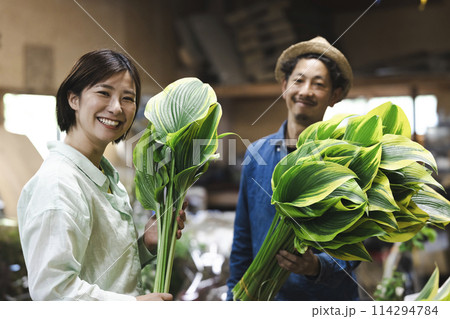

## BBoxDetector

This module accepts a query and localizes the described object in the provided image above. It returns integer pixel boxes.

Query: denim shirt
[226,121,360,301]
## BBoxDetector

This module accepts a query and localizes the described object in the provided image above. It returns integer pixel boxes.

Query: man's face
[282,58,342,128]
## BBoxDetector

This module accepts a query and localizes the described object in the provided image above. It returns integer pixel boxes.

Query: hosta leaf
[412,185,450,227]
[378,202,428,242]
[318,141,359,167]
[415,266,439,301]
[367,102,411,138]
[305,218,386,249]
[323,242,372,262]
[366,170,399,212]
[330,126,345,139]
[367,210,398,230]
[145,77,217,138]
[387,182,420,207]
[347,143,382,192]
[170,103,222,171]
[291,204,366,242]
[173,162,212,201]
[387,162,443,191]
[277,198,339,219]
[277,179,365,219]
[434,275,450,301]
[330,179,367,205]
[133,127,169,211]
[380,134,437,172]
[272,141,321,189]
[272,161,357,207]
[343,114,383,147]
[296,113,354,146]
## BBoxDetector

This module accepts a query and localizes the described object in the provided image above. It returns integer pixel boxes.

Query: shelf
[213,74,450,99]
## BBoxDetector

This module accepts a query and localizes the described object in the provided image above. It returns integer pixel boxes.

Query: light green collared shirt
[18,141,154,300]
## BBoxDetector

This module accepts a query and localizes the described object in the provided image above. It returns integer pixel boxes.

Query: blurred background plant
[374,225,439,301]
[0,222,30,300]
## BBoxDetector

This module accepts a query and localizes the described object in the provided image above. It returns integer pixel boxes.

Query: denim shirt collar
[272,120,289,159]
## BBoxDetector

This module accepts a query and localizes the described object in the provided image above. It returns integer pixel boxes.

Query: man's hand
[276,248,320,277]
[143,201,188,254]
[136,293,173,301]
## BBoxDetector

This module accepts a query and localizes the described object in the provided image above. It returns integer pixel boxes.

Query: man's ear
[67,91,80,111]
[329,87,343,108]
[281,80,287,100]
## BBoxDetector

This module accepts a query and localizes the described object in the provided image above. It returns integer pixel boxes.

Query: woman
[17,49,185,301]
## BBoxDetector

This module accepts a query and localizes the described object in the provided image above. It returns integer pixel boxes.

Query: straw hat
[274,36,353,99]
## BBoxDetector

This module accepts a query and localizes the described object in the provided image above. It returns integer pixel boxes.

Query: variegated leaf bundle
[233,102,450,301]
[133,78,225,293]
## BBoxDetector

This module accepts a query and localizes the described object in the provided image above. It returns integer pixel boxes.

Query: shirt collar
[47,141,110,187]
[272,120,288,147]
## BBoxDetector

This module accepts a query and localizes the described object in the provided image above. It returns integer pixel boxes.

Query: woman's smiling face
[67,70,137,149]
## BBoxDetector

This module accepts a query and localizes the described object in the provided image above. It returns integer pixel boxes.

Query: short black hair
[280,53,349,92]
[56,49,141,143]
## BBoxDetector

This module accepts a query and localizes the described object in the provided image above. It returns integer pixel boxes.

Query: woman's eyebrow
[95,83,136,95]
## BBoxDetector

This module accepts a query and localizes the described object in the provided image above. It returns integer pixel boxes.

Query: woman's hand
[136,293,173,301]
[143,201,188,254]
[276,248,320,277]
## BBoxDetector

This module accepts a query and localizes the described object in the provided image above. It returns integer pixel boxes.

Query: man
[227,36,359,300]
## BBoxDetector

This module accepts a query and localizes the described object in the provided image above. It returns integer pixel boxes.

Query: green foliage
[0,225,29,300]
[232,102,450,301]
[374,270,406,301]
[415,266,450,301]
[133,78,226,293]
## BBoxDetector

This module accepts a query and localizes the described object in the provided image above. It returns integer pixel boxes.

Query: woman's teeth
[98,118,119,127]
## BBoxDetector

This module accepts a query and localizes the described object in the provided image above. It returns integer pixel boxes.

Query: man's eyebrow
[293,73,326,80]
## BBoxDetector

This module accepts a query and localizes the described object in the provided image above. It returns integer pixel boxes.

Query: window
[3,93,63,158]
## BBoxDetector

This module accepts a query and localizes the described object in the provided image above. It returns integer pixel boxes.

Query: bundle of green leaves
[232,102,450,301]
[133,77,226,293]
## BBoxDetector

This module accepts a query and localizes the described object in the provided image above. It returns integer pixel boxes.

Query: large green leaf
[273,139,355,190]
[380,134,437,171]
[323,242,372,262]
[133,126,169,211]
[434,275,450,301]
[291,203,366,242]
[170,103,222,172]
[366,171,399,212]
[277,179,366,219]
[296,113,353,146]
[343,114,383,147]
[387,162,443,191]
[378,202,428,242]
[367,210,399,230]
[272,161,357,207]
[145,77,217,138]
[347,143,382,192]
[367,102,411,138]
[276,199,338,219]
[412,185,450,227]
[318,141,359,167]
[305,218,386,250]
[415,266,439,301]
